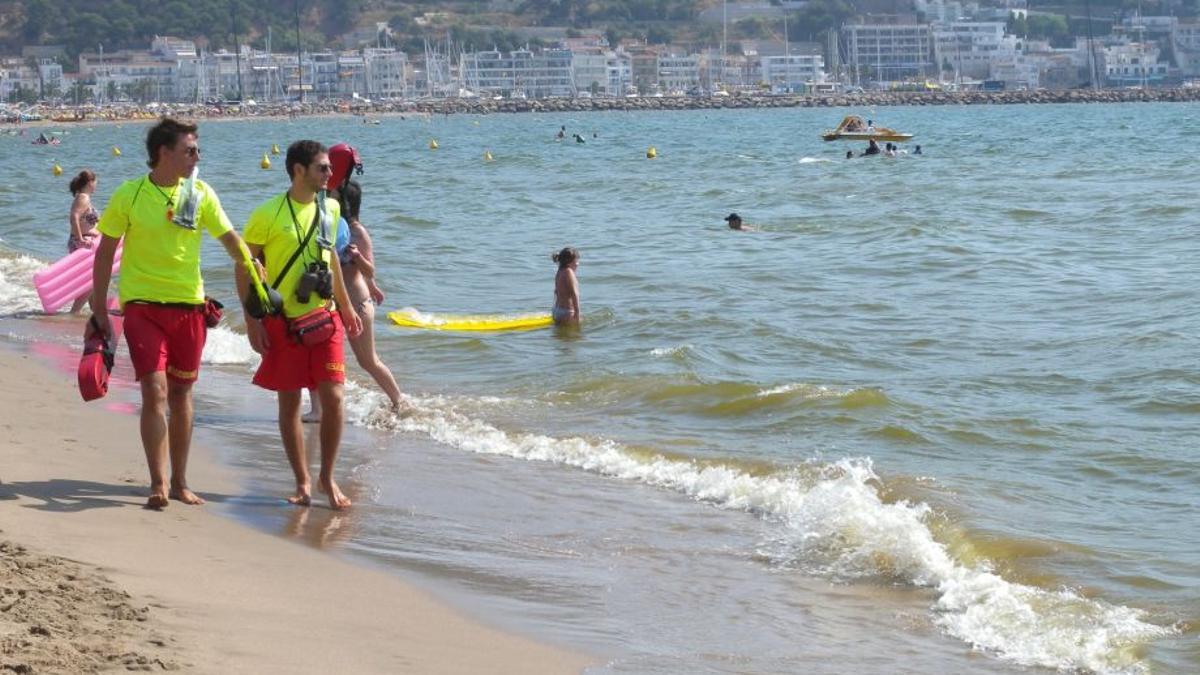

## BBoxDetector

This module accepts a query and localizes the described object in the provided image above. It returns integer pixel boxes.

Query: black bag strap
[271,195,323,290]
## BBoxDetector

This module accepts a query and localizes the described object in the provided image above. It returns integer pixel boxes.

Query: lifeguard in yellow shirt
[89,117,254,510]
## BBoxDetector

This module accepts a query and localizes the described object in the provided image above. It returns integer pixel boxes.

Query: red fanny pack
[289,308,336,347]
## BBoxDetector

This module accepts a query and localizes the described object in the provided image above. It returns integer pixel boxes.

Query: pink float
[33,242,123,314]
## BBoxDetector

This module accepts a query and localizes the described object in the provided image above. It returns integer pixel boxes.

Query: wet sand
[0,343,590,673]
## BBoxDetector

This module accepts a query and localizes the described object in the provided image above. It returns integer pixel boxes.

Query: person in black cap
[724,213,754,231]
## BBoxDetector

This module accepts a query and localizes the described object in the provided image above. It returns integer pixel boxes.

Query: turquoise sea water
[1,103,1197,673]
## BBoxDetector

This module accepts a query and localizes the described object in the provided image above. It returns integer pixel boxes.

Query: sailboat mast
[231,1,243,101]
[295,0,304,101]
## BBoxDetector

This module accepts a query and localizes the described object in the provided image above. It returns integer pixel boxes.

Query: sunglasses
[316,163,334,173]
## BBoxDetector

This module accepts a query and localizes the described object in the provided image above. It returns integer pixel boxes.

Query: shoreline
[0,340,591,674]
[7,86,1200,127]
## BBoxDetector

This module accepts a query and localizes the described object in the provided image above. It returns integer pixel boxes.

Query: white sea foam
[0,253,50,315]
[650,344,693,358]
[756,382,840,399]
[352,392,1175,673]
[798,156,831,164]
[201,325,259,366]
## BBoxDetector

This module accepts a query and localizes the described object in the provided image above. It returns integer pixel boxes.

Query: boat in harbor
[821,115,913,142]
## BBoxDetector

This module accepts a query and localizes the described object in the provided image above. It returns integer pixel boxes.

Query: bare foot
[145,493,169,510]
[169,487,206,505]
[318,478,352,511]
[287,485,312,506]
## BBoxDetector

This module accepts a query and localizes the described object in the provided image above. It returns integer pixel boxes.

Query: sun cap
[328,143,362,192]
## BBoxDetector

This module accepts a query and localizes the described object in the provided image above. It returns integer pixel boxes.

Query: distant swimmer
[913,145,923,155]
[861,139,881,156]
[845,150,854,159]
[556,125,565,140]
[551,247,581,325]
[573,133,586,144]
[724,213,755,231]
[884,143,898,158]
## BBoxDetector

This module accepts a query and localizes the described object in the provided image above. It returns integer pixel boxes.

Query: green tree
[647,25,672,44]
[21,0,62,43]
[790,0,856,41]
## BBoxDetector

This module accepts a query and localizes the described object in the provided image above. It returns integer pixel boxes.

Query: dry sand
[0,344,591,674]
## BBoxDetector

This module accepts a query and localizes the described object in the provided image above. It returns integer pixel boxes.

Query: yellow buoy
[483,150,493,162]
[429,139,439,150]
[646,146,657,159]
[52,163,63,176]
[271,143,280,155]
[111,146,121,157]
[260,153,271,170]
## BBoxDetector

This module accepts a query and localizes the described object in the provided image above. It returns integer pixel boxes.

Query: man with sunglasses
[89,117,255,510]
[243,140,363,511]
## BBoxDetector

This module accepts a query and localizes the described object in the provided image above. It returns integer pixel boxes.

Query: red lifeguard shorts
[252,312,346,391]
[122,303,207,383]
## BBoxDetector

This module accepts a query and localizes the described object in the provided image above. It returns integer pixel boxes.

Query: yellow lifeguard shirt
[97,175,233,305]
[243,193,341,319]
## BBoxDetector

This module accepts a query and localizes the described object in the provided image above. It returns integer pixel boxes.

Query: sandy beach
[0,343,590,674]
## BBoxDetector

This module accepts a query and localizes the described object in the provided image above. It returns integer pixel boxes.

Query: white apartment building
[461,49,574,98]
[842,22,935,83]
[658,54,701,93]
[1103,42,1167,86]
[1171,20,1200,77]
[363,48,409,99]
[989,53,1039,89]
[571,51,610,95]
[760,53,825,91]
[79,49,178,101]
[932,21,1018,80]
[607,51,632,95]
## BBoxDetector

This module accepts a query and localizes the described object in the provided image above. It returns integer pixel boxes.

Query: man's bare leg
[278,390,311,506]
[302,388,323,424]
[166,379,204,504]
[139,374,170,509]
[316,381,351,510]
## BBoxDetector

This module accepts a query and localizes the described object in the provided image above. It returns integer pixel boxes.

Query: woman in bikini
[306,180,402,421]
[68,170,101,313]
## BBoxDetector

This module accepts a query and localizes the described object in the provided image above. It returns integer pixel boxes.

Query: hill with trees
[2,0,1195,64]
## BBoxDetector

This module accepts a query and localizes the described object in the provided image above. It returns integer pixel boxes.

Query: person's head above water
[845,150,854,159]
[724,213,744,229]
[552,247,579,269]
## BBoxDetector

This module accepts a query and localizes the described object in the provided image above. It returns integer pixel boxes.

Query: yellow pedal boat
[821,115,914,142]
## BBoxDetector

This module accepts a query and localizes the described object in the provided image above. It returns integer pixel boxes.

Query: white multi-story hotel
[571,51,610,95]
[461,48,574,98]
[363,48,409,99]
[932,21,1018,81]
[657,54,701,93]
[760,53,826,91]
[842,21,934,83]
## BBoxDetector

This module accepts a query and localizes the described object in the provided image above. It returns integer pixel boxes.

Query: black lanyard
[285,194,315,265]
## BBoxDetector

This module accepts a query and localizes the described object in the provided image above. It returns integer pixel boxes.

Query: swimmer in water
[551,247,580,325]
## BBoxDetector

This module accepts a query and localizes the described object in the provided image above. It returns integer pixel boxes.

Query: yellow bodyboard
[388,308,553,332]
